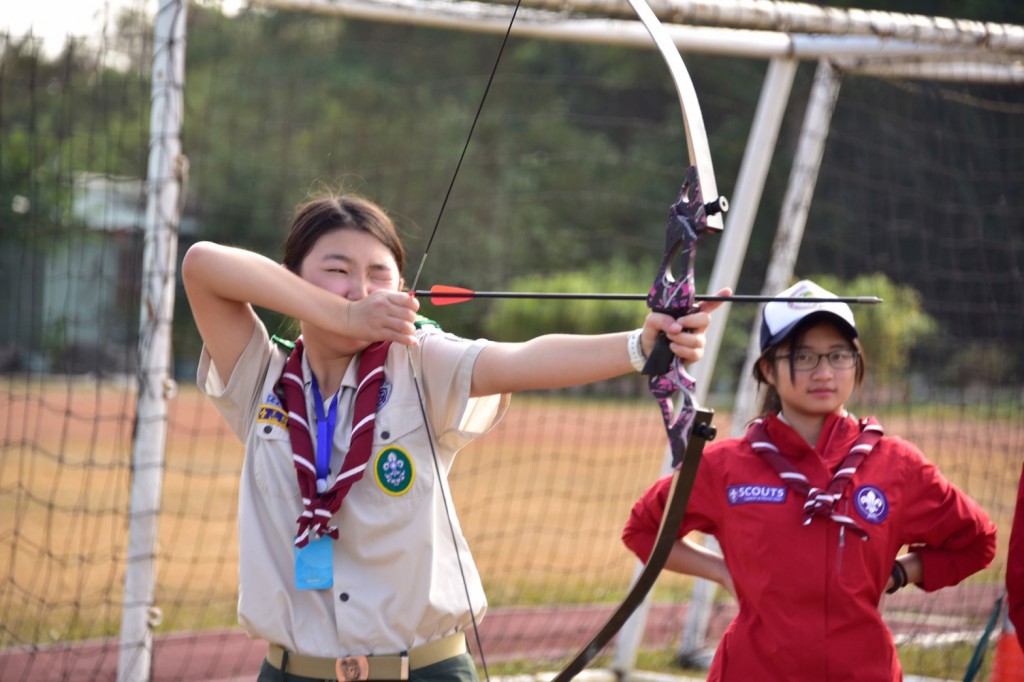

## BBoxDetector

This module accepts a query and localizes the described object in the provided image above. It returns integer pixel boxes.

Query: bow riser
[646,167,718,465]
[646,166,712,317]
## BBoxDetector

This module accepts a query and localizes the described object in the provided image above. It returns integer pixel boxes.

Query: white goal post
[118,1,189,680]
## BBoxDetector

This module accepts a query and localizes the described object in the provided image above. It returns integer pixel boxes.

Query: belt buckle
[336,655,370,681]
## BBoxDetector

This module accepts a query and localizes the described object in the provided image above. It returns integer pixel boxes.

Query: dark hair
[282,193,406,275]
[752,315,867,417]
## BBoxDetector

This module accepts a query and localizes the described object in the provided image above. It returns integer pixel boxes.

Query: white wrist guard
[627,329,648,373]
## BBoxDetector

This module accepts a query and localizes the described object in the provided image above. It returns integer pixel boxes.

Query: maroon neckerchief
[277,338,391,547]
[747,414,884,540]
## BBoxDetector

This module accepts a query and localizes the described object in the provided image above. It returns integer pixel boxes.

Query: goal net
[1,1,1022,680]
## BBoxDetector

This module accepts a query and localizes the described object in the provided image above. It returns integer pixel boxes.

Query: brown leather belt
[266,632,467,681]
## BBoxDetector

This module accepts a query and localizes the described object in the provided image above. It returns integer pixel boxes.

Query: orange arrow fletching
[428,284,475,305]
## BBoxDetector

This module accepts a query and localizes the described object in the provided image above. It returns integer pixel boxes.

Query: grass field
[1,376,1019,677]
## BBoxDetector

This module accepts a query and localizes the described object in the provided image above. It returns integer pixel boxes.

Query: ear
[757,357,777,387]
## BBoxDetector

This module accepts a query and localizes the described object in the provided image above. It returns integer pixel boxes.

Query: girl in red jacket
[622,279,997,681]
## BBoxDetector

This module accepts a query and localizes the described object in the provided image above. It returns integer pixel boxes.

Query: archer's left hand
[640,287,732,365]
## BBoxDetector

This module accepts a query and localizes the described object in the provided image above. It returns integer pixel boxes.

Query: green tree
[810,273,937,388]
[481,259,653,340]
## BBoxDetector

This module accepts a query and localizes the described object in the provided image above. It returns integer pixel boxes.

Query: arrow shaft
[412,290,881,304]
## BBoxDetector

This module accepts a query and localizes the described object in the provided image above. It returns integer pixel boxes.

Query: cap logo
[786,282,826,309]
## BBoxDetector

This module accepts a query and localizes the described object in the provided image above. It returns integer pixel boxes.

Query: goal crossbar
[250,0,1024,83]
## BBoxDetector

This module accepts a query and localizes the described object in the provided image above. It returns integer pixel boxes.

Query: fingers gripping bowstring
[404,3,523,681]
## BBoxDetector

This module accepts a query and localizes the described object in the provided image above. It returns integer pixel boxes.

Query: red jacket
[623,413,996,681]
[1009,462,1024,648]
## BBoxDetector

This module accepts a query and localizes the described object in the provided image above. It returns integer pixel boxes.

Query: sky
[3,0,140,54]
[1,0,243,57]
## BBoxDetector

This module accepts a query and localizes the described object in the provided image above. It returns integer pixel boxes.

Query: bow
[407,1,727,679]
[550,3,726,679]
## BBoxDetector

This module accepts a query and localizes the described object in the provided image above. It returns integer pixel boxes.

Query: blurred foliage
[0,35,149,245]
[945,340,1019,387]
[481,259,654,340]
[810,273,938,387]
[1,1,1022,389]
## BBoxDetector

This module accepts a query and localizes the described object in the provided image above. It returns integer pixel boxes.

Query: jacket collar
[760,412,861,465]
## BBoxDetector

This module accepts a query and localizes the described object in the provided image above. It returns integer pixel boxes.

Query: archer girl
[182,190,727,682]
[622,279,996,681]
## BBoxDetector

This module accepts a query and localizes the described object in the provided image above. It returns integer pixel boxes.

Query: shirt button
[339,592,349,602]
[381,431,390,440]
[263,425,272,434]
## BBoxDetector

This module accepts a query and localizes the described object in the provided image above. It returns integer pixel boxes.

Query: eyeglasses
[774,349,859,371]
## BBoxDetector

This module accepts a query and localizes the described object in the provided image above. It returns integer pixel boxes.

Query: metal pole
[530,0,1024,53]
[117,1,187,680]
[733,59,843,433]
[675,56,799,666]
[688,56,800,403]
[251,0,1024,62]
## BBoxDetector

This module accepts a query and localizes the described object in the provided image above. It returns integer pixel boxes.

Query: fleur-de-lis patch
[373,446,415,496]
[854,485,889,523]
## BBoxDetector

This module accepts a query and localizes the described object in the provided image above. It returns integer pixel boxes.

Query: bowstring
[408,1,523,293]
[404,3,524,680]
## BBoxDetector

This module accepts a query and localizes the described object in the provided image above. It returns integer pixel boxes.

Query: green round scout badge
[373,447,415,496]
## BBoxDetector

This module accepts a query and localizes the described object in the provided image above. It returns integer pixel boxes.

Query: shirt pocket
[348,401,434,508]
[252,424,302,500]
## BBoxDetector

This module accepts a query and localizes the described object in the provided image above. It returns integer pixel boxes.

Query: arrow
[412,284,882,306]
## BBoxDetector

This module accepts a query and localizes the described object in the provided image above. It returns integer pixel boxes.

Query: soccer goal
[1,1,1022,680]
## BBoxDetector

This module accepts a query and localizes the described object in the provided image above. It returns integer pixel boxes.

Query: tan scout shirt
[197,319,508,657]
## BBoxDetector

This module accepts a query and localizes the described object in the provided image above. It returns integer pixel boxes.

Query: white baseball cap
[760,280,857,352]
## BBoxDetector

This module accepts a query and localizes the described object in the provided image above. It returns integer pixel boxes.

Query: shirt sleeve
[196,319,274,440]
[1008,462,1024,647]
[414,328,509,452]
[895,438,997,592]
[622,446,721,563]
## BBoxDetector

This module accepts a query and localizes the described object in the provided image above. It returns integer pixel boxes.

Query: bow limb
[625,0,727,229]
[549,409,715,682]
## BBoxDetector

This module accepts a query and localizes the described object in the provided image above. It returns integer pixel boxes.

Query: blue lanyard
[309,374,339,495]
